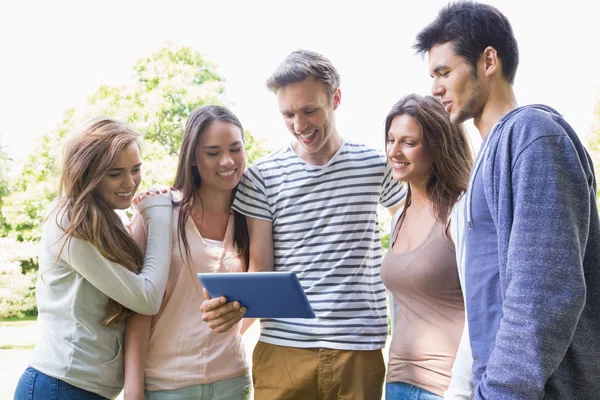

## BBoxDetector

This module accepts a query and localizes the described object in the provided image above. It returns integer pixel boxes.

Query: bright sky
[1,0,599,162]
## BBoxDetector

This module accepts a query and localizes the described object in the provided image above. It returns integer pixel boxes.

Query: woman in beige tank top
[381,94,473,399]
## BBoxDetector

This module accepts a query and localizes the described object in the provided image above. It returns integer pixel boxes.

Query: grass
[0,316,38,399]
[0,316,390,399]
[0,344,35,350]
[0,315,37,326]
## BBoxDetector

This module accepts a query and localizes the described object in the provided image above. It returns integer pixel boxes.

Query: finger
[199,296,227,313]
[210,308,247,333]
[202,288,213,300]
[203,304,244,326]
[201,300,240,320]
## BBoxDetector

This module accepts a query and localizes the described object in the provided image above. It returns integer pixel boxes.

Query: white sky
[1,0,599,161]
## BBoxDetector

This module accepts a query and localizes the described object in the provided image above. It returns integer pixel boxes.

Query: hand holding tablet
[197,271,315,318]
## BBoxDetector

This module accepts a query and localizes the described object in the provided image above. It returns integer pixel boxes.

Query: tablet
[197,271,315,318]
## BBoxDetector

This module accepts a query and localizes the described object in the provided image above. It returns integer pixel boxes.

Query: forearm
[476,274,585,399]
[136,207,172,313]
[124,313,152,400]
[247,216,274,272]
[66,210,171,315]
[64,195,172,315]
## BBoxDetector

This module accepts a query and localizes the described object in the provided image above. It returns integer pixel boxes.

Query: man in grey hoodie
[414,2,600,399]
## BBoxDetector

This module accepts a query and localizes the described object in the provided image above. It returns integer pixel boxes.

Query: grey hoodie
[467,105,600,399]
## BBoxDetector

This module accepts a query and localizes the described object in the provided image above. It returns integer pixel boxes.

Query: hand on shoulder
[133,187,170,204]
[133,187,172,213]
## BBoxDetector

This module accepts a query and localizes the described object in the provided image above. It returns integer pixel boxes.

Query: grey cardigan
[29,193,172,399]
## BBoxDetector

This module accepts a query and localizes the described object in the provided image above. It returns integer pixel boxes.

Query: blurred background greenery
[0,43,272,319]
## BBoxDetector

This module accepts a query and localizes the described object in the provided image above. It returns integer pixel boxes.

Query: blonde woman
[14,118,172,399]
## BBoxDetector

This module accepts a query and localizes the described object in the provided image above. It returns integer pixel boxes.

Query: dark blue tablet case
[197,271,315,318]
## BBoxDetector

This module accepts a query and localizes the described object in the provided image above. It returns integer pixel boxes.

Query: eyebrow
[280,104,317,114]
[204,141,243,149]
[387,130,420,138]
[109,162,142,171]
[432,65,449,75]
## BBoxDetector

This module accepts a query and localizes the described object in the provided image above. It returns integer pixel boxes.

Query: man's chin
[452,111,473,125]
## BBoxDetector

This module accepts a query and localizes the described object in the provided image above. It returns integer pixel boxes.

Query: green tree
[2,111,76,241]
[88,43,227,155]
[0,140,11,236]
[2,42,267,243]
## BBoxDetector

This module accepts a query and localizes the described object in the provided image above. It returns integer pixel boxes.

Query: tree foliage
[0,239,38,318]
[88,43,227,155]
[0,141,10,236]
[2,42,267,243]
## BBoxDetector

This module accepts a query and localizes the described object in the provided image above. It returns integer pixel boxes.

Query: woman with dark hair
[13,117,172,399]
[124,105,251,400]
[381,94,473,399]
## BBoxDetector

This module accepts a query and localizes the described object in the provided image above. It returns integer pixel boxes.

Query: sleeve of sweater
[61,192,173,315]
[445,195,474,400]
[475,134,589,399]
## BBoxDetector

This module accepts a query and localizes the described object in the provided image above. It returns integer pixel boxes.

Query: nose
[293,115,308,134]
[386,139,402,159]
[220,152,234,167]
[122,174,136,190]
[431,78,445,98]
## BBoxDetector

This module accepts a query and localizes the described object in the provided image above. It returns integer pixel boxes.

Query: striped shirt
[232,140,406,350]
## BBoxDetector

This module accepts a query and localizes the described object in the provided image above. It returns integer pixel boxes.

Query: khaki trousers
[252,341,385,400]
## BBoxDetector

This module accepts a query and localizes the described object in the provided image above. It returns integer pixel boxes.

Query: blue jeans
[14,366,106,399]
[144,373,251,400]
[386,382,442,400]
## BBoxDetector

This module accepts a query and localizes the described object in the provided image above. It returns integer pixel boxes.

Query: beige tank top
[380,213,464,396]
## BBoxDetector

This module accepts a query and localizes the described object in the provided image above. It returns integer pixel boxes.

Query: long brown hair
[55,117,144,325]
[384,94,472,223]
[171,105,249,270]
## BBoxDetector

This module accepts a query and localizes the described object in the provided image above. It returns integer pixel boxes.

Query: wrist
[134,189,173,214]
[123,387,145,400]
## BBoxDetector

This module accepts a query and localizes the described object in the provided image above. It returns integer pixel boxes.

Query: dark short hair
[414,1,519,84]
[266,49,341,96]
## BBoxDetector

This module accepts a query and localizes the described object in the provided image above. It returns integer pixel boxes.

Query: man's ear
[482,46,500,77]
[332,88,342,110]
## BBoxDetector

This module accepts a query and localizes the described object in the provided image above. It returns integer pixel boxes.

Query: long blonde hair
[55,117,144,325]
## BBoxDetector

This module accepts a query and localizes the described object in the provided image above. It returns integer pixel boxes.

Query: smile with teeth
[392,161,409,168]
[115,192,133,198]
[299,130,316,141]
[217,169,236,177]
